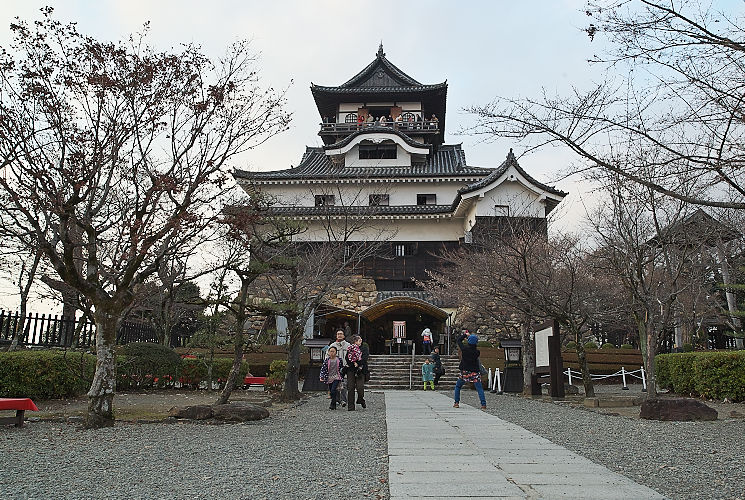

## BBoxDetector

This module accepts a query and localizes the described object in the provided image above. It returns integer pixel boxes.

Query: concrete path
[384,391,667,500]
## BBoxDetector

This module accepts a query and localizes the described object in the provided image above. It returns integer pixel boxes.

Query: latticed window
[369,194,390,206]
[345,113,358,123]
[401,112,415,122]
[315,194,335,206]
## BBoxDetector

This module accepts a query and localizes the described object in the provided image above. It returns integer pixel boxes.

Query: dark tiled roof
[310,45,446,95]
[234,144,491,181]
[323,127,432,152]
[458,149,567,197]
[265,205,455,216]
[311,83,448,94]
[376,291,445,307]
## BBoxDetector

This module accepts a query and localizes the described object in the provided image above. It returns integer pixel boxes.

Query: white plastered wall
[292,217,465,242]
[253,180,478,208]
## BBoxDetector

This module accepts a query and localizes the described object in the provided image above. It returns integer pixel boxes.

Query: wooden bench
[0,398,39,427]
[243,376,266,389]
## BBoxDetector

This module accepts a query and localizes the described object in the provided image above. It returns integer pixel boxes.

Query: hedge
[0,350,96,399]
[0,349,249,397]
[177,358,249,389]
[656,351,745,402]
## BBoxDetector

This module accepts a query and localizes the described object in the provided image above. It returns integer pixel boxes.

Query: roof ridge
[334,45,423,89]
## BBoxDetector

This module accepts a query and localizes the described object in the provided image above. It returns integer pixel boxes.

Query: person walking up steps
[421,358,435,390]
[319,346,343,410]
[453,332,487,410]
[421,327,433,355]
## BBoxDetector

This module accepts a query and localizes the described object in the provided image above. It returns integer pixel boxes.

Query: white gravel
[452,388,745,500]
[0,392,389,500]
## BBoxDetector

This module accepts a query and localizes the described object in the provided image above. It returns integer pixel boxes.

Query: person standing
[343,320,352,339]
[453,333,487,410]
[430,346,444,387]
[319,346,343,410]
[421,358,435,390]
[421,327,433,355]
[328,330,351,407]
[345,335,367,410]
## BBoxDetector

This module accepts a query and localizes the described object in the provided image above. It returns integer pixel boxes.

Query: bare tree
[0,9,289,427]
[0,238,43,351]
[467,0,745,210]
[588,177,720,396]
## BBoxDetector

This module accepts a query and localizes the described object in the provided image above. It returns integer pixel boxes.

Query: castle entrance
[360,297,448,355]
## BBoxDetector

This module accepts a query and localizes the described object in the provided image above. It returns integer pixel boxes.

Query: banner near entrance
[533,319,565,399]
[393,321,406,343]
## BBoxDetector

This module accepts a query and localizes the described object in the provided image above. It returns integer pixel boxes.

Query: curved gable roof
[458,149,567,197]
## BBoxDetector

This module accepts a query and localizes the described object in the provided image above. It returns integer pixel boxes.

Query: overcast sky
[1,1,742,310]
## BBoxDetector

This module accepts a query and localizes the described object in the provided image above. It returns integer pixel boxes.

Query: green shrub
[266,359,288,391]
[0,350,96,399]
[118,343,181,389]
[656,351,745,401]
[682,343,694,353]
[584,341,598,349]
[692,352,745,401]
[179,357,249,388]
[565,341,577,350]
[620,344,634,349]
[601,343,616,349]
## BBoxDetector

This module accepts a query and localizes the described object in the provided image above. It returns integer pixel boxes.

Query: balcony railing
[319,121,439,136]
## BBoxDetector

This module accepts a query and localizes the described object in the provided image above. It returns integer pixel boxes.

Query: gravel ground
[452,388,745,500]
[0,392,389,500]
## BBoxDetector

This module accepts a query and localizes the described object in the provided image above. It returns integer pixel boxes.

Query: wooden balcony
[319,121,439,137]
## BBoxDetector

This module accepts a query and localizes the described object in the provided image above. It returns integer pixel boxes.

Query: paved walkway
[384,391,667,500]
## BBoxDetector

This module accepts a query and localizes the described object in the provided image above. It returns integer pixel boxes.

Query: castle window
[401,112,415,122]
[369,194,389,206]
[417,194,436,205]
[494,204,510,216]
[315,194,335,206]
[359,143,397,160]
[394,243,417,257]
[345,113,358,123]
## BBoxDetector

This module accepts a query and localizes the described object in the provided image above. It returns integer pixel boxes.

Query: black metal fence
[0,310,193,348]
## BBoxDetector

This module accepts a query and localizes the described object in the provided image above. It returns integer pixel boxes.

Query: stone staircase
[366,354,460,390]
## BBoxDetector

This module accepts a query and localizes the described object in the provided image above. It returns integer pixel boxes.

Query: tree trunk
[8,308,26,353]
[282,325,303,401]
[216,325,245,405]
[86,310,120,428]
[520,321,535,396]
[645,319,658,397]
[575,341,595,398]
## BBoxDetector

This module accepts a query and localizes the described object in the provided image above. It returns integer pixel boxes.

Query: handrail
[410,340,417,390]
[320,122,439,134]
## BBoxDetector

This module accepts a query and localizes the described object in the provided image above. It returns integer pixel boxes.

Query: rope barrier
[563,366,647,391]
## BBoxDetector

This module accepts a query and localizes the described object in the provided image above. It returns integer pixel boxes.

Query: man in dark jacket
[453,332,487,409]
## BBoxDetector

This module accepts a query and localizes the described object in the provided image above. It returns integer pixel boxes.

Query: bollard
[488,368,493,391]
[640,366,647,392]
[567,368,573,386]
[621,366,629,390]
[496,368,503,394]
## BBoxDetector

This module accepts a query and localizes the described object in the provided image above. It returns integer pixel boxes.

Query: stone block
[212,402,270,422]
[640,397,717,421]
[168,404,213,420]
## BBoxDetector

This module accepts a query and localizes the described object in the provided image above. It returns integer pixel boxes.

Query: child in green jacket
[422,358,435,390]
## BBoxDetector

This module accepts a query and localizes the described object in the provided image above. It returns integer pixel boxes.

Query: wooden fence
[0,310,192,348]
